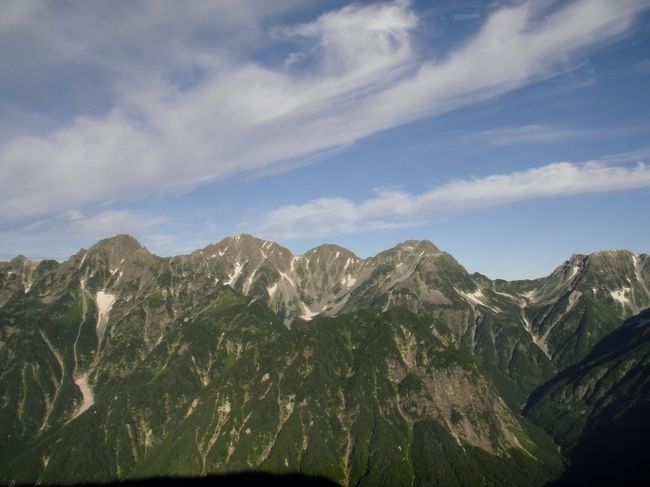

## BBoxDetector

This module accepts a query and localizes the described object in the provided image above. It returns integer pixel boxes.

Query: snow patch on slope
[110,258,125,276]
[494,290,518,301]
[267,283,278,298]
[610,287,631,307]
[299,302,319,321]
[225,261,245,287]
[341,274,357,288]
[71,374,94,419]
[521,290,537,299]
[455,288,501,313]
[96,291,116,343]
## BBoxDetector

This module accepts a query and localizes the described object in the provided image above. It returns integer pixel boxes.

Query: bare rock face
[0,234,647,486]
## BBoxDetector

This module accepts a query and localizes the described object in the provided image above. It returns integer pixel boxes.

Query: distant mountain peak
[74,234,152,273]
[201,234,291,259]
[90,234,145,253]
[304,243,358,260]
[9,255,35,266]
[397,239,440,252]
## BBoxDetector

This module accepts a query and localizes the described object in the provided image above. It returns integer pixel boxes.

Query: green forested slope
[0,235,647,485]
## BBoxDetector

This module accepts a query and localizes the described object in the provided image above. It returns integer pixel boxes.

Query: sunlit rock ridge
[0,234,648,485]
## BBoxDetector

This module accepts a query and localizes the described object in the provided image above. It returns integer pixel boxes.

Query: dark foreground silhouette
[13,472,341,487]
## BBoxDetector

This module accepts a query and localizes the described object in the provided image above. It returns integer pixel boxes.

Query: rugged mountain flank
[0,234,648,485]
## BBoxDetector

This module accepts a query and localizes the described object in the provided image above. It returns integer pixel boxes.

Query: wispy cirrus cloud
[427,122,650,153]
[0,0,648,225]
[453,12,481,22]
[253,155,650,239]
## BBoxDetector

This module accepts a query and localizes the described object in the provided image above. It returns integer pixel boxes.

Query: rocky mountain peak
[551,249,642,283]
[386,239,442,258]
[398,239,441,253]
[588,248,636,266]
[89,234,146,256]
[201,234,291,260]
[8,255,35,266]
[553,254,589,281]
[303,244,358,263]
[66,234,154,284]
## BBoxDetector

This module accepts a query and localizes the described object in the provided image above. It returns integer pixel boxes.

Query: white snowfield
[71,375,94,419]
[95,291,116,342]
[225,261,245,287]
[610,288,631,307]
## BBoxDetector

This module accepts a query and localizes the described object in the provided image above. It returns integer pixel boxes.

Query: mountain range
[1,234,648,485]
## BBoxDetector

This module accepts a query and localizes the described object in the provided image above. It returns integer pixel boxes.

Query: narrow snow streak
[243,268,258,294]
[455,288,501,313]
[279,271,295,287]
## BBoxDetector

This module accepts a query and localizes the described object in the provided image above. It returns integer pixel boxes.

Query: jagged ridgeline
[0,234,648,485]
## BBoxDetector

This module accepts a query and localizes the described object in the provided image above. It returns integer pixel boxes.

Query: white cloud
[0,0,648,223]
[254,158,650,239]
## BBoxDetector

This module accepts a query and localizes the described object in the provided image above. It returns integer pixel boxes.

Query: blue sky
[1,0,649,279]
